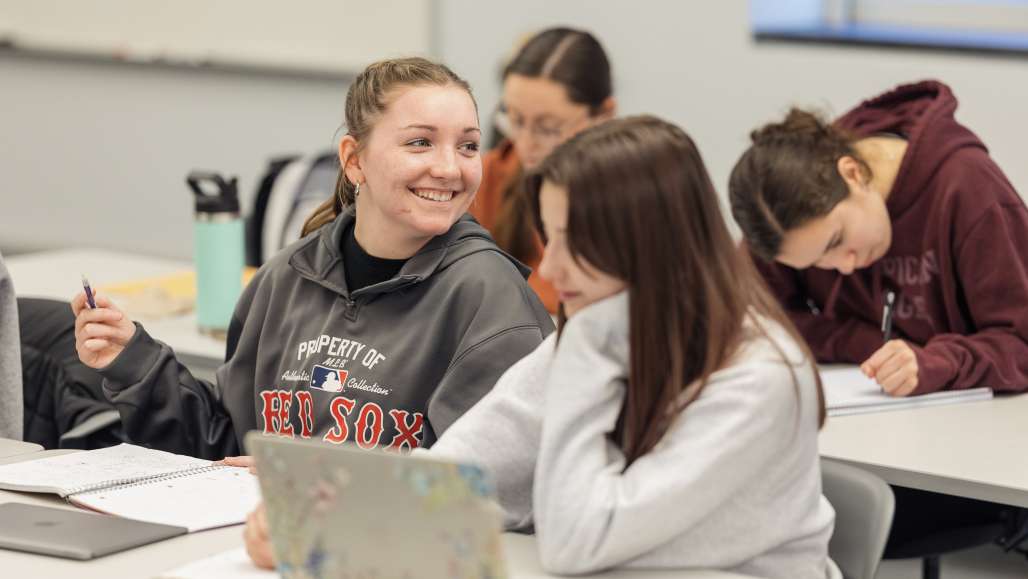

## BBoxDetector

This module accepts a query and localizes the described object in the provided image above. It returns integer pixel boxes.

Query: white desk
[819,393,1028,508]
[5,248,225,375]
[0,495,751,579]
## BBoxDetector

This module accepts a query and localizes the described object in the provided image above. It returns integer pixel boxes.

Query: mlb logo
[311,365,349,393]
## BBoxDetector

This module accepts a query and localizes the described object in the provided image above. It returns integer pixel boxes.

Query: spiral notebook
[0,443,260,532]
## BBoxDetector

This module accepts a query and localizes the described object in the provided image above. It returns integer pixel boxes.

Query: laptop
[247,432,508,578]
[0,502,186,560]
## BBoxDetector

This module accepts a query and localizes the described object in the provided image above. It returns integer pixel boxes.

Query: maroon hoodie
[754,80,1028,394]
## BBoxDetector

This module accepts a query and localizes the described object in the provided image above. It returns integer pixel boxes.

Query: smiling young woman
[72,58,553,470]
[339,83,484,259]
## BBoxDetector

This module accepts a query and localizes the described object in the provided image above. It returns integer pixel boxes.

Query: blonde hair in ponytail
[301,57,475,237]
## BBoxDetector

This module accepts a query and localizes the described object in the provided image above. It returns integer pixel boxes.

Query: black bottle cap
[187,171,240,214]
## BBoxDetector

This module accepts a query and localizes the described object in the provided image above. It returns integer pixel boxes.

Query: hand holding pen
[71,275,137,369]
[860,290,920,396]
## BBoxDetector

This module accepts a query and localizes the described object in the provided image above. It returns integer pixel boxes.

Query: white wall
[2,1,1026,258]
[437,0,1028,212]
[0,55,350,258]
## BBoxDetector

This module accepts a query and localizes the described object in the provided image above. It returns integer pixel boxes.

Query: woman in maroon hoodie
[729,80,1028,398]
[728,79,1027,560]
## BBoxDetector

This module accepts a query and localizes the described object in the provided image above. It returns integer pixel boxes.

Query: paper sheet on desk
[821,366,993,416]
[159,548,274,579]
[71,465,262,532]
[99,268,256,321]
[99,270,196,320]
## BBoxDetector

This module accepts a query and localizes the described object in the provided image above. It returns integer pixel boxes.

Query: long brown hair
[493,27,612,263]
[301,57,475,237]
[528,116,826,466]
[728,108,869,261]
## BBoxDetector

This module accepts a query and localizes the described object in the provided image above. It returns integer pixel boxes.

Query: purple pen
[81,274,97,309]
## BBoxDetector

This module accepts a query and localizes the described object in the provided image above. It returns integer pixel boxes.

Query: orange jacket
[472,140,558,313]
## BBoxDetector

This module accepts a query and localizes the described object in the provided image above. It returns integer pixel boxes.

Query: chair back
[822,459,895,579]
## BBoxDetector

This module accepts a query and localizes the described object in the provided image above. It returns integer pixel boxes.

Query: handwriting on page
[74,467,261,532]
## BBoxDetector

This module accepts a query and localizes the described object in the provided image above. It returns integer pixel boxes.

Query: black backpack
[245,152,339,266]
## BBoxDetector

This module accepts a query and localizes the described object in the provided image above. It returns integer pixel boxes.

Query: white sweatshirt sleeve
[533,292,809,574]
[424,333,555,531]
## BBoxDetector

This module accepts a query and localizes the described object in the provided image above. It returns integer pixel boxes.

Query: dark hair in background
[528,115,826,467]
[302,57,474,237]
[728,108,870,261]
[505,27,612,112]
[493,27,612,263]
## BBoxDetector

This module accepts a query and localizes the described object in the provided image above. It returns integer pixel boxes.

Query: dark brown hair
[528,115,826,466]
[493,27,612,263]
[301,57,474,236]
[728,108,869,261]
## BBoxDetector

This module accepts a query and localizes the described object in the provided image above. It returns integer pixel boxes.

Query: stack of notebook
[821,365,993,417]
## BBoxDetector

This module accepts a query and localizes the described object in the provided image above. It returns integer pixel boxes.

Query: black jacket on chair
[19,297,123,449]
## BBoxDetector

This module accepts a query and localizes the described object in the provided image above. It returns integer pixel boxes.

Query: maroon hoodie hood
[836,80,986,218]
[812,81,986,319]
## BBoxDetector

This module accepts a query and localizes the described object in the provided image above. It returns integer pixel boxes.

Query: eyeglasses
[494,110,590,144]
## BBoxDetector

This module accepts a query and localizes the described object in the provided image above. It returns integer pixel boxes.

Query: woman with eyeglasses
[473,27,616,313]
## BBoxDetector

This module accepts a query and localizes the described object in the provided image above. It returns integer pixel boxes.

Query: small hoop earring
[354,182,361,197]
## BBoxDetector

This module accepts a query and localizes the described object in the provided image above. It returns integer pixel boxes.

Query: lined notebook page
[0,443,208,496]
[71,466,261,532]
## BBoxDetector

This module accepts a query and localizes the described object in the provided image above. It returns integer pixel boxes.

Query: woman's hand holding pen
[861,340,920,397]
[71,291,137,369]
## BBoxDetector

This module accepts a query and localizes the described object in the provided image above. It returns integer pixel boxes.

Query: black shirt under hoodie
[98,209,554,459]
[341,222,407,293]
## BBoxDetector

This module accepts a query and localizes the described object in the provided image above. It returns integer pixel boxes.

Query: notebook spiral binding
[67,465,227,497]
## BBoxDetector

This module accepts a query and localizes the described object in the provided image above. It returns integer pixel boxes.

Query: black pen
[881,291,896,343]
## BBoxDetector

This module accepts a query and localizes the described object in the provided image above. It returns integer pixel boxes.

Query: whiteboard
[0,0,434,76]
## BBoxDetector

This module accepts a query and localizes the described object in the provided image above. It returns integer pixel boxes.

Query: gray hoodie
[429,292,838,578]
[0,252,23,440]
[99,211,553,459]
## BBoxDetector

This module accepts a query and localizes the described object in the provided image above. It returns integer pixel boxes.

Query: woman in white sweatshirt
[429,115,839,578]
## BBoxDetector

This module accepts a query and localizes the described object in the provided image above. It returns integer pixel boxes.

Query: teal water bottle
[187,171,244,338]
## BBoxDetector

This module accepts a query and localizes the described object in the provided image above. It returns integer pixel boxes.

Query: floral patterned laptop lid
[247,432,507,579]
